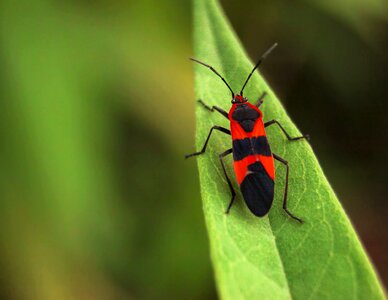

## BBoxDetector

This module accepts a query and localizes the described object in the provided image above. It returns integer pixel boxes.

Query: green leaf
[192,0,386,299]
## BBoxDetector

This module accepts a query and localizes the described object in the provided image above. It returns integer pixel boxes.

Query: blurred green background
[0,0,387,299]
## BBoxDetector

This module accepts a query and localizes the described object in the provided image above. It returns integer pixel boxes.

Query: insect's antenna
[190,58,235,98]
[240,43,278,96]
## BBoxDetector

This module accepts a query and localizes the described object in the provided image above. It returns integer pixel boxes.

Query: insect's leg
[273,153,303,223]
[185,126,231,159]
[197,99,229,119]
[265,120,310,141]
[219,148,235,214]
[255,91,267,107]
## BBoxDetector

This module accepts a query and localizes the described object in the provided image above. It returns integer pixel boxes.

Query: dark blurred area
[0,0,386,299]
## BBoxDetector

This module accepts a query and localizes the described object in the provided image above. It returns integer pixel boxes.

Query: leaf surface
[192,0,385,299]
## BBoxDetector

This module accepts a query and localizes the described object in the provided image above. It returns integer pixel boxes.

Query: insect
[185,43,309,223]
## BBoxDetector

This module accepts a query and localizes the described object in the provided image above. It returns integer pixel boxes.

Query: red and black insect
[186,43,309,223]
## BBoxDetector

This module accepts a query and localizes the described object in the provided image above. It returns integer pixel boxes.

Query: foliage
[192,0,385,298]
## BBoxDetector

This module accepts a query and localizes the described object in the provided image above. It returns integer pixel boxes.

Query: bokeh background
[0,0,387,299]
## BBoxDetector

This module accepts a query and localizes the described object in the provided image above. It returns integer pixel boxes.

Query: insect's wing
[240,161,274,217]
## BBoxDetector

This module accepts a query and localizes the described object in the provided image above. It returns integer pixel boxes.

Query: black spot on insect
[252,136,271,156]
[240,161,274,216]
[232,136,272,161]
[232,104,260,132]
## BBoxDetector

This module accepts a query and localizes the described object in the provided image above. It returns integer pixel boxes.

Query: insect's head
[232,95,248,104]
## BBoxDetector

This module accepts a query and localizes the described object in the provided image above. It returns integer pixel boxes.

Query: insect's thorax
[229,102,263,135]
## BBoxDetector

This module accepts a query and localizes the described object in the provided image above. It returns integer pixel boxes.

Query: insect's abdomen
[232,141,275,217]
